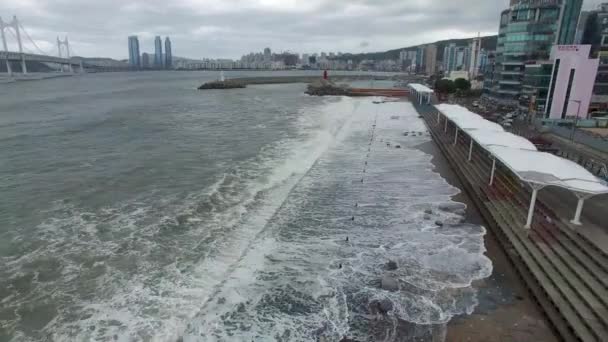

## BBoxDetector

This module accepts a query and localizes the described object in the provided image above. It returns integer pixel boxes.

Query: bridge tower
[57,36,72,73]
[0,15,27,76]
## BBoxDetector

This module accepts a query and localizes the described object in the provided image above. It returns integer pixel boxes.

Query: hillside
[335,35,497,62]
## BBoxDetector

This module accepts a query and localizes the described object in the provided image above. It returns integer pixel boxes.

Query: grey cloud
[1,0,605,59]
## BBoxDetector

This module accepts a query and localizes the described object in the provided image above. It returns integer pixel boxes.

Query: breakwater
[228,74,400,85]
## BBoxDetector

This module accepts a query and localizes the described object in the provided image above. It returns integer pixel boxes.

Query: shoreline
[415,139,557,341]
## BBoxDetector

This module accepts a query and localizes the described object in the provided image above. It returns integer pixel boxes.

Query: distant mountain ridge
[335,35,498,62]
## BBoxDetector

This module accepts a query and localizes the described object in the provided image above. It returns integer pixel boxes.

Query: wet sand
[416,140,558,341]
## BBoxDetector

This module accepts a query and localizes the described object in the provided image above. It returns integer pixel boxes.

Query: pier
[411,85,608,342]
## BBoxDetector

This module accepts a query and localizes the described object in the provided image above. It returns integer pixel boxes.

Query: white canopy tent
[466,130,537,162]
[408,83,434,105]
[435,104,608,228]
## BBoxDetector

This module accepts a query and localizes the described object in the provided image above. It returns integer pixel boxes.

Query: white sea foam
[180,99,492,341]
[1,97,492,342]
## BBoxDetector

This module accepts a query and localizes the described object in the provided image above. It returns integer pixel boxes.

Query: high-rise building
[154,36,163,68]
[443,44,457,73]
[574,10,592,44]
[141,52,150,68]
[469,36,482,77]
[302,53,310,66]
[164,37,172,69]
[578,3,608,111]
[425,44,438,75]
[264,47,271,62]
[486,0,582,104]
[558,0,583,45]
[415,46,425,73]
[128,36,140,68]
[443,44,470,74]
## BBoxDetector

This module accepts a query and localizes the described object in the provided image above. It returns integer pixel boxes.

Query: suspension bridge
[1,15,91,77]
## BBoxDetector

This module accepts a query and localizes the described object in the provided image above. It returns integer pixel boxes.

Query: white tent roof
[454,117,505,132]
[489,146,608,194]
[408,83,434,93]
[468,130,537,151]
[436,104,504,132]
[436,104,608,195]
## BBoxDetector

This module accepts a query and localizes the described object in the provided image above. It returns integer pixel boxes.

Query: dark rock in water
[378,299,394,314]
[236,303,246,313]
[395,145,401,149]
[381,276,399,292]
[438,203,465,213]
[339,338,359,342]
[217,297,226,304]
[386,260,398,270]
[198,80,246,90]
[423,214,431,220]
[435,221,444,227]
[369,298,394,315]
[424,209,433,215]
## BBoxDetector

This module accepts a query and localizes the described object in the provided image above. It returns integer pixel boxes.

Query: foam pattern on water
[182,100,492,341]
[0,97,492,342]
[0,96,354,341]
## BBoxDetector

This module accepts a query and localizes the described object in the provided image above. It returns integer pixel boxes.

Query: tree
[454,78,472,91]
[435,79,456,95]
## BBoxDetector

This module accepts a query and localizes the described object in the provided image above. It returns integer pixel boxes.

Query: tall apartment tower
[164,37,172,69]
[128,36,140,68]
[154,36,163,68]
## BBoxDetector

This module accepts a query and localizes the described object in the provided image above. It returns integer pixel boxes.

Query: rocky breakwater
[198,80,246,90]
[305,79,351,96]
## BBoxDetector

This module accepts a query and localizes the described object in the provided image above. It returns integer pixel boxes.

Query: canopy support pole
[468,140,473,161]
[571,193,593,226]
[444,117,448,132]
[436,111,440,124]
[427,94,431,104]
[453,128,459,145]
[525,184,546,229]
[489,158,496,185]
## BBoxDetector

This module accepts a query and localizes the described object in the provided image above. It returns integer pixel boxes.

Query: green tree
[435,79,456,94]
[454,78,472,91]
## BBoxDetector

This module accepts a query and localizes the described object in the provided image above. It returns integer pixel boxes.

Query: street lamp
[568,99,582,142]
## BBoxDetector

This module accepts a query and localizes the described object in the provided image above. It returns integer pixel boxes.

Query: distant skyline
[1,0,606,60]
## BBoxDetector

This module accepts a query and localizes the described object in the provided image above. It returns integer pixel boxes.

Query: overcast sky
[1,0,605,60]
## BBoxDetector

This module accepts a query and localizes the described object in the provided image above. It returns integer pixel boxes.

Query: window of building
[562,69,576,119]
[539,8,559,21]
[546,59,560,115]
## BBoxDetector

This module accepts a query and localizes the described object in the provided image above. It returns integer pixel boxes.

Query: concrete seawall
[415,102,608,342]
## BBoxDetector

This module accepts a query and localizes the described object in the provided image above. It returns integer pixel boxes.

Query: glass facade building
[558,0,583,45]
[164,37,172,69]
[415,46,425,73]
[128,36,140,68]
[579,3,608,111]
[443,44,471,74]
[154,36,163,68]
[519,62,553,114]
[485,0,581,104]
